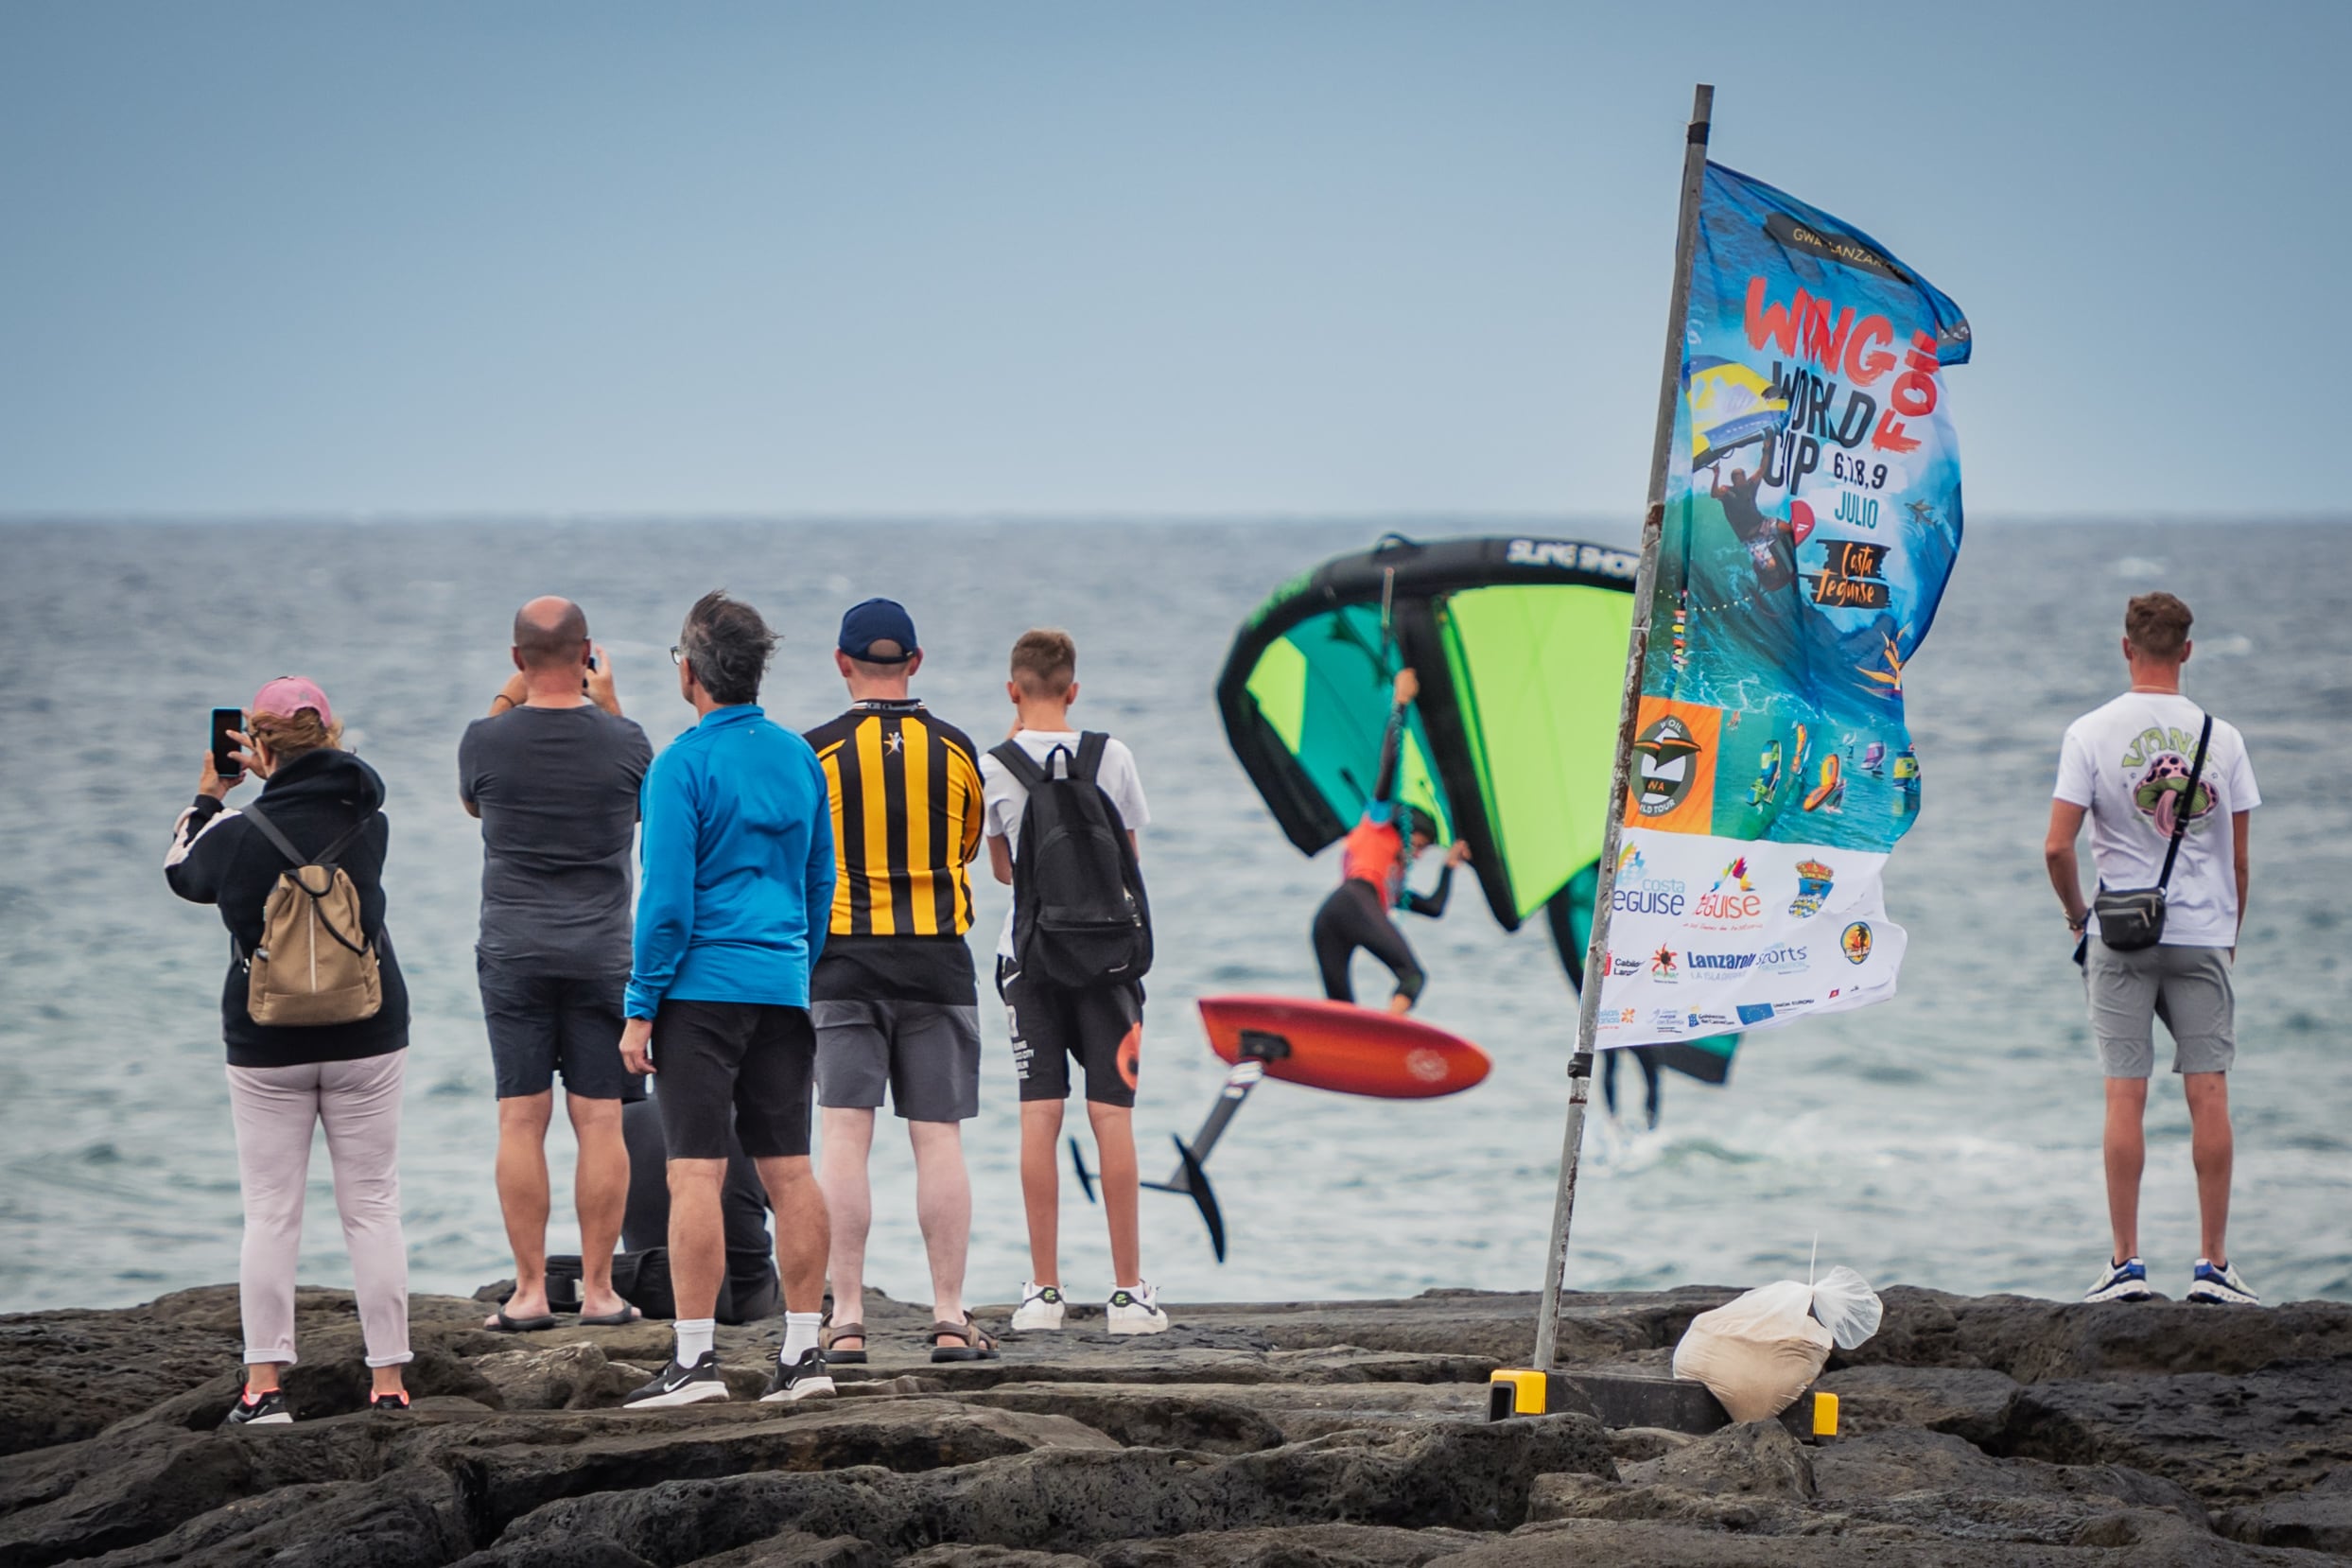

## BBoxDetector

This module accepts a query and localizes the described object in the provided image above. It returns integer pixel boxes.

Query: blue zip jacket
[626,705,836,1019]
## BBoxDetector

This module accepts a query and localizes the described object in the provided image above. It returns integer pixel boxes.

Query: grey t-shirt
[459,704,653,975]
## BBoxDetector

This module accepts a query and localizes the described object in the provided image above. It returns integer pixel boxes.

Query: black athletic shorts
[996,956,1142,1107]
[478,954,643,1101]
[649,999,816,1160]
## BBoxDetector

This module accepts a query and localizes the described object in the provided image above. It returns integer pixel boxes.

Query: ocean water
[2,518,2346,1315]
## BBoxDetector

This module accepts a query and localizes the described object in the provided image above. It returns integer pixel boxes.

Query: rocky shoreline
[5,1281,2350,1565]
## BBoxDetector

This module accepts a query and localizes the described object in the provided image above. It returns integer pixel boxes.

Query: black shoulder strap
[240,804,305,866]
[1072,732,1109,785]
[989,740,1048,791]
[2154,714,2214,892]
[243,803,371,870]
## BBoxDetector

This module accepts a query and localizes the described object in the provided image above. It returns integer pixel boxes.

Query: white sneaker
[1010,1281,1065,1332]
[2186,1258,2260,1306]
[2083,1256,2154,1303]
[1106,1281,1171,1335]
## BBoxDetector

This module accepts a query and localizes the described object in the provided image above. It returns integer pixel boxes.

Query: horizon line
[4,510,2349,528]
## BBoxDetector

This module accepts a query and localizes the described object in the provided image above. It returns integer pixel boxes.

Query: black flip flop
[486,1308,559,1333]
[930,1316,1001,1363]
[575,1305,643,1327]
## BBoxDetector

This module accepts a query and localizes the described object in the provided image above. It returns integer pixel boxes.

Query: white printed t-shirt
[2054,692,2258,948]
[981,729,1150,961]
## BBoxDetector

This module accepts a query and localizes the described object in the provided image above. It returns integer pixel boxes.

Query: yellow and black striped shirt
[804,702,984,1002]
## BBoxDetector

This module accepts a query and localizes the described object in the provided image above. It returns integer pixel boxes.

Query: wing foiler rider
[1311,669,1472,1015]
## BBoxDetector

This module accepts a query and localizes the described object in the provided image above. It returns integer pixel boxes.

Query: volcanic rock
[6,1284,2349,1566]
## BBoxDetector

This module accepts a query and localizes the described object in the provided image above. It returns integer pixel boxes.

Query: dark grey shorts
[2085,942,2235,1077]
[810,1000,983,1122]
[478,954,642,1101]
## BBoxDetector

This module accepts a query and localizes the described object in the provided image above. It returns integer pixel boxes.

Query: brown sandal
[930,1316,1001,1363]
[821,1322,868,1365]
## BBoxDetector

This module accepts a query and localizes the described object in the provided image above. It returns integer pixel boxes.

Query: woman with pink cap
[166,677,413,1424]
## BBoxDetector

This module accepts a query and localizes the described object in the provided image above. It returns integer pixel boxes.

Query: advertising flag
[1595,163,1969,1047]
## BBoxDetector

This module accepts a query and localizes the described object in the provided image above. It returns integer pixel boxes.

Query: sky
[1,1,2344,520]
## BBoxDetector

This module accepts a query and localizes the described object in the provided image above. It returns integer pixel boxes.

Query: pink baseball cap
[250,676,336,729]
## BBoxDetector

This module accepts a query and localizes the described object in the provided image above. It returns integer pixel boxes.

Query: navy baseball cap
[839,598,918,663]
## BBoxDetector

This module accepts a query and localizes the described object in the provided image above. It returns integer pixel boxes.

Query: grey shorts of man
[2084,943,2235,1079]
[814,1002,984,1124]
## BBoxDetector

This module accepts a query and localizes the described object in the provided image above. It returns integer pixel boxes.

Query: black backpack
[989,733,1153,989]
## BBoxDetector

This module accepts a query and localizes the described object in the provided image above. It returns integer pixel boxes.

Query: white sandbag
[1808,1265,1883,1350]
[1671,1280,1833,1423]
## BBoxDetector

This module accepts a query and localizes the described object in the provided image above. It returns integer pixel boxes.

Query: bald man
[461,598,655,1331]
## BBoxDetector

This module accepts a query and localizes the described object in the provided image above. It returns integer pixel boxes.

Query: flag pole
[1533,81,1714,1372]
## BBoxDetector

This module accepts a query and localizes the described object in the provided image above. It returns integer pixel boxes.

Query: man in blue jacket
[618,591,840,1407]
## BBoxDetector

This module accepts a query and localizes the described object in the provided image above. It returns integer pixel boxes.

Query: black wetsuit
[1314,878,1451,1003]
[1547,873,1666,1129]
[1603,1045,1664,1130]
[1312,700,1453,1005]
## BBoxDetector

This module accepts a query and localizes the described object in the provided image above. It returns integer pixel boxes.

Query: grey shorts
[810,1000,983,1122]
[2085,942,2235,1077]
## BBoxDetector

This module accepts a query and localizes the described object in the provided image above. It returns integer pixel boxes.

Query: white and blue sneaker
[2186,1259,2260,1306]
[2083,1257,2154,1303]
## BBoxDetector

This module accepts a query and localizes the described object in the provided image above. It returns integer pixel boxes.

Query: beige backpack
[241,805,383,1027]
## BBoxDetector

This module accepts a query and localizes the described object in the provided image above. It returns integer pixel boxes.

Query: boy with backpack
[981,629,1168,1334]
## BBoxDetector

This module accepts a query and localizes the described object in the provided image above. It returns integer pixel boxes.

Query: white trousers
[224,1051,411,1368]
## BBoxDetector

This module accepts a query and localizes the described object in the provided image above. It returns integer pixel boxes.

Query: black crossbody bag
[2093,713,2212,952]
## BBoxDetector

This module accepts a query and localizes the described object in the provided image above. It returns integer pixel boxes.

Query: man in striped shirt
[803,600,997,1363]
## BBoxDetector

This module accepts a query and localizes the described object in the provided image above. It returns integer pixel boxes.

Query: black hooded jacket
[166,748,410,1068]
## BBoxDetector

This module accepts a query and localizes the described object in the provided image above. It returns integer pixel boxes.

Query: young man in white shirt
[2047,592,2260,1307]
[980,628,1169,1334]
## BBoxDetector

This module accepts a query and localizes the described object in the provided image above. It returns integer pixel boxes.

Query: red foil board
[1196,995,1490,1100]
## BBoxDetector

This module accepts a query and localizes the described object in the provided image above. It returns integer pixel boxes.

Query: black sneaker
[219,1387,292,1428]
[369,1391,411,1413]
[621,1350,730,1408]
[759,1347,838,1403]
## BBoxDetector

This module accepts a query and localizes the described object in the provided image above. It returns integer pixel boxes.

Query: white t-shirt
[980,729,1150,960]
[2054,692,2258,948]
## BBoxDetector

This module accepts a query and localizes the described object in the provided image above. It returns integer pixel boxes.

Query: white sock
[782,1311,822,1363]
[673,1317,716,1366]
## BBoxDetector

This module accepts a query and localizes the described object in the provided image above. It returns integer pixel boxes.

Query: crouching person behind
[619,592,841,1406]
[166,678,413,1424]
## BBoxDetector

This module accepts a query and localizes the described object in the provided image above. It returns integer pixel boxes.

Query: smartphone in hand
[210,708,246,783]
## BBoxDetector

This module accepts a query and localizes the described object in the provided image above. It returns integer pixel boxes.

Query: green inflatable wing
[1217,534,1738,1085]
[1219,534,1636,926]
